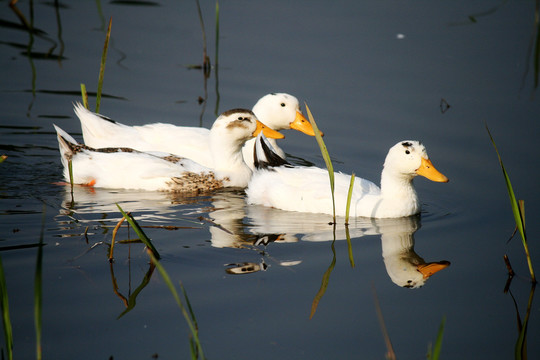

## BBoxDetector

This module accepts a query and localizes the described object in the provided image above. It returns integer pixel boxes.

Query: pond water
[1,0,540,359]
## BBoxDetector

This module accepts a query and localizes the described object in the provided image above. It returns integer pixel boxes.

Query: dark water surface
[1,1,540,359]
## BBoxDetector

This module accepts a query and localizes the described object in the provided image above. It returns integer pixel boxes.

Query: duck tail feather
[73,101,118,124]
[53,124,81,168]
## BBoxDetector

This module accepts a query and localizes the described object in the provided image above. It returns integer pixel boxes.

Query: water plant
[96,17,111,113]
[80,16,112,112]
[305,104,335,223]
[0,256,13,360]
[114,204,204,359]
[427,316,446,360]
[213,1,221,115]
[34,205,45,360]
[305,104,357,226]
[309,236,336,320]
[486,125,535,282]
[115,204,160,260]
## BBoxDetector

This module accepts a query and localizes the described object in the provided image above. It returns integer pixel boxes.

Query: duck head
[211,108,284,146]
[384,141,449,182]
[252,93,321,136]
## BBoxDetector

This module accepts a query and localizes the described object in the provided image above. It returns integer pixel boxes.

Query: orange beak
[290,111,323,137]
[416,157,449,182]
[417,261,451,279]
[253,120,285,139]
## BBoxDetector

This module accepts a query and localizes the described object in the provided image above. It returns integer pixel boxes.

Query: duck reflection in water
[207,193,449,287]
[58,184,449,288]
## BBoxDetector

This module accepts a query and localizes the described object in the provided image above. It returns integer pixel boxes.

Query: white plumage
[246,135,449,218]
[55,107,283,192]
[77,93,317,169]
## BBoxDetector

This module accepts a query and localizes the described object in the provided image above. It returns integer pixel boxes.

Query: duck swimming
[55,107,283,192]
[77,93,319,169]
[245,134,449,218]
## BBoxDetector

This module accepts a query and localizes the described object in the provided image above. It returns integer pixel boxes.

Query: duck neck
[380,169,419,204]
[209,134,252,187]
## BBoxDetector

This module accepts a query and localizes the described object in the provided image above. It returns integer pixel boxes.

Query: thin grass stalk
[345,173,355,224]
[195,0,210,75]
[372,284,396,360]
[117,262,156,319]
[149,253,205,359]
[213,0,220,116]
[534,2,540,90]
[68,158,74,199]
[310,232,337,319]
[486,125,535,282]
[96,17,112,113]
[116,204,160,260]
[345,226,355,268]
[109,216,126,261]
[515,284,536,360]
[428,316,446,360]
[113,205,203,357]
[80,83,89,109]
[0,256,13,360]
[305,103,335,223]
[34,205,45,360]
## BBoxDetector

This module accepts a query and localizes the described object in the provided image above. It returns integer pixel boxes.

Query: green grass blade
[180,282,198,332]
[345,226,355,268]
[514,284,535,360]
[305,103,335,223]
[116,203,160,260]
[80,83,89,109]
[345,173,355,224]
[486,124,535,282]
[310,237,337,319]
[196,0,210,75]
[117,262,156,319]
[214,0,219,67]
[0,256,13,360]
[428,316,446,360]
[150,254,205,359]
[96,17,112,113]
[68,158,74,199]
[372,284,396,360]
[213,0,220,116]
[34,205,45,360]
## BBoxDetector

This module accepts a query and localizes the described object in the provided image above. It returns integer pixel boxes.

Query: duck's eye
[405,150,410,154]
[280,103,286,107]
[237,116,245,121]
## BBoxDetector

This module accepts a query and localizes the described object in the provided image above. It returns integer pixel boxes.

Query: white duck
[77,93,318,169]
[246,134,449,218]
[54,107,283,192]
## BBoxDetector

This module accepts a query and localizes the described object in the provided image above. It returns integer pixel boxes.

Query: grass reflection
[0,255,14,360]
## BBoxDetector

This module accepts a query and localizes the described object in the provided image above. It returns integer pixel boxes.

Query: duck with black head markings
[246,135,448,218]
[55,108,283,193]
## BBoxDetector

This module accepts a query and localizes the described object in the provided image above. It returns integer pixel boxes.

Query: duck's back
[246,166,381,217]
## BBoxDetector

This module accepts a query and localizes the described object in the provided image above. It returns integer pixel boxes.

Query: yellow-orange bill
[254,120,285,139]
[417,261,451,279]
[290,111,323,136]
[416,157,449,182]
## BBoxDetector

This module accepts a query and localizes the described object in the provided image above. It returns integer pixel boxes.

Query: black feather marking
[254,136,290,169]
[96,112,118,124]
[401,141,413,147]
